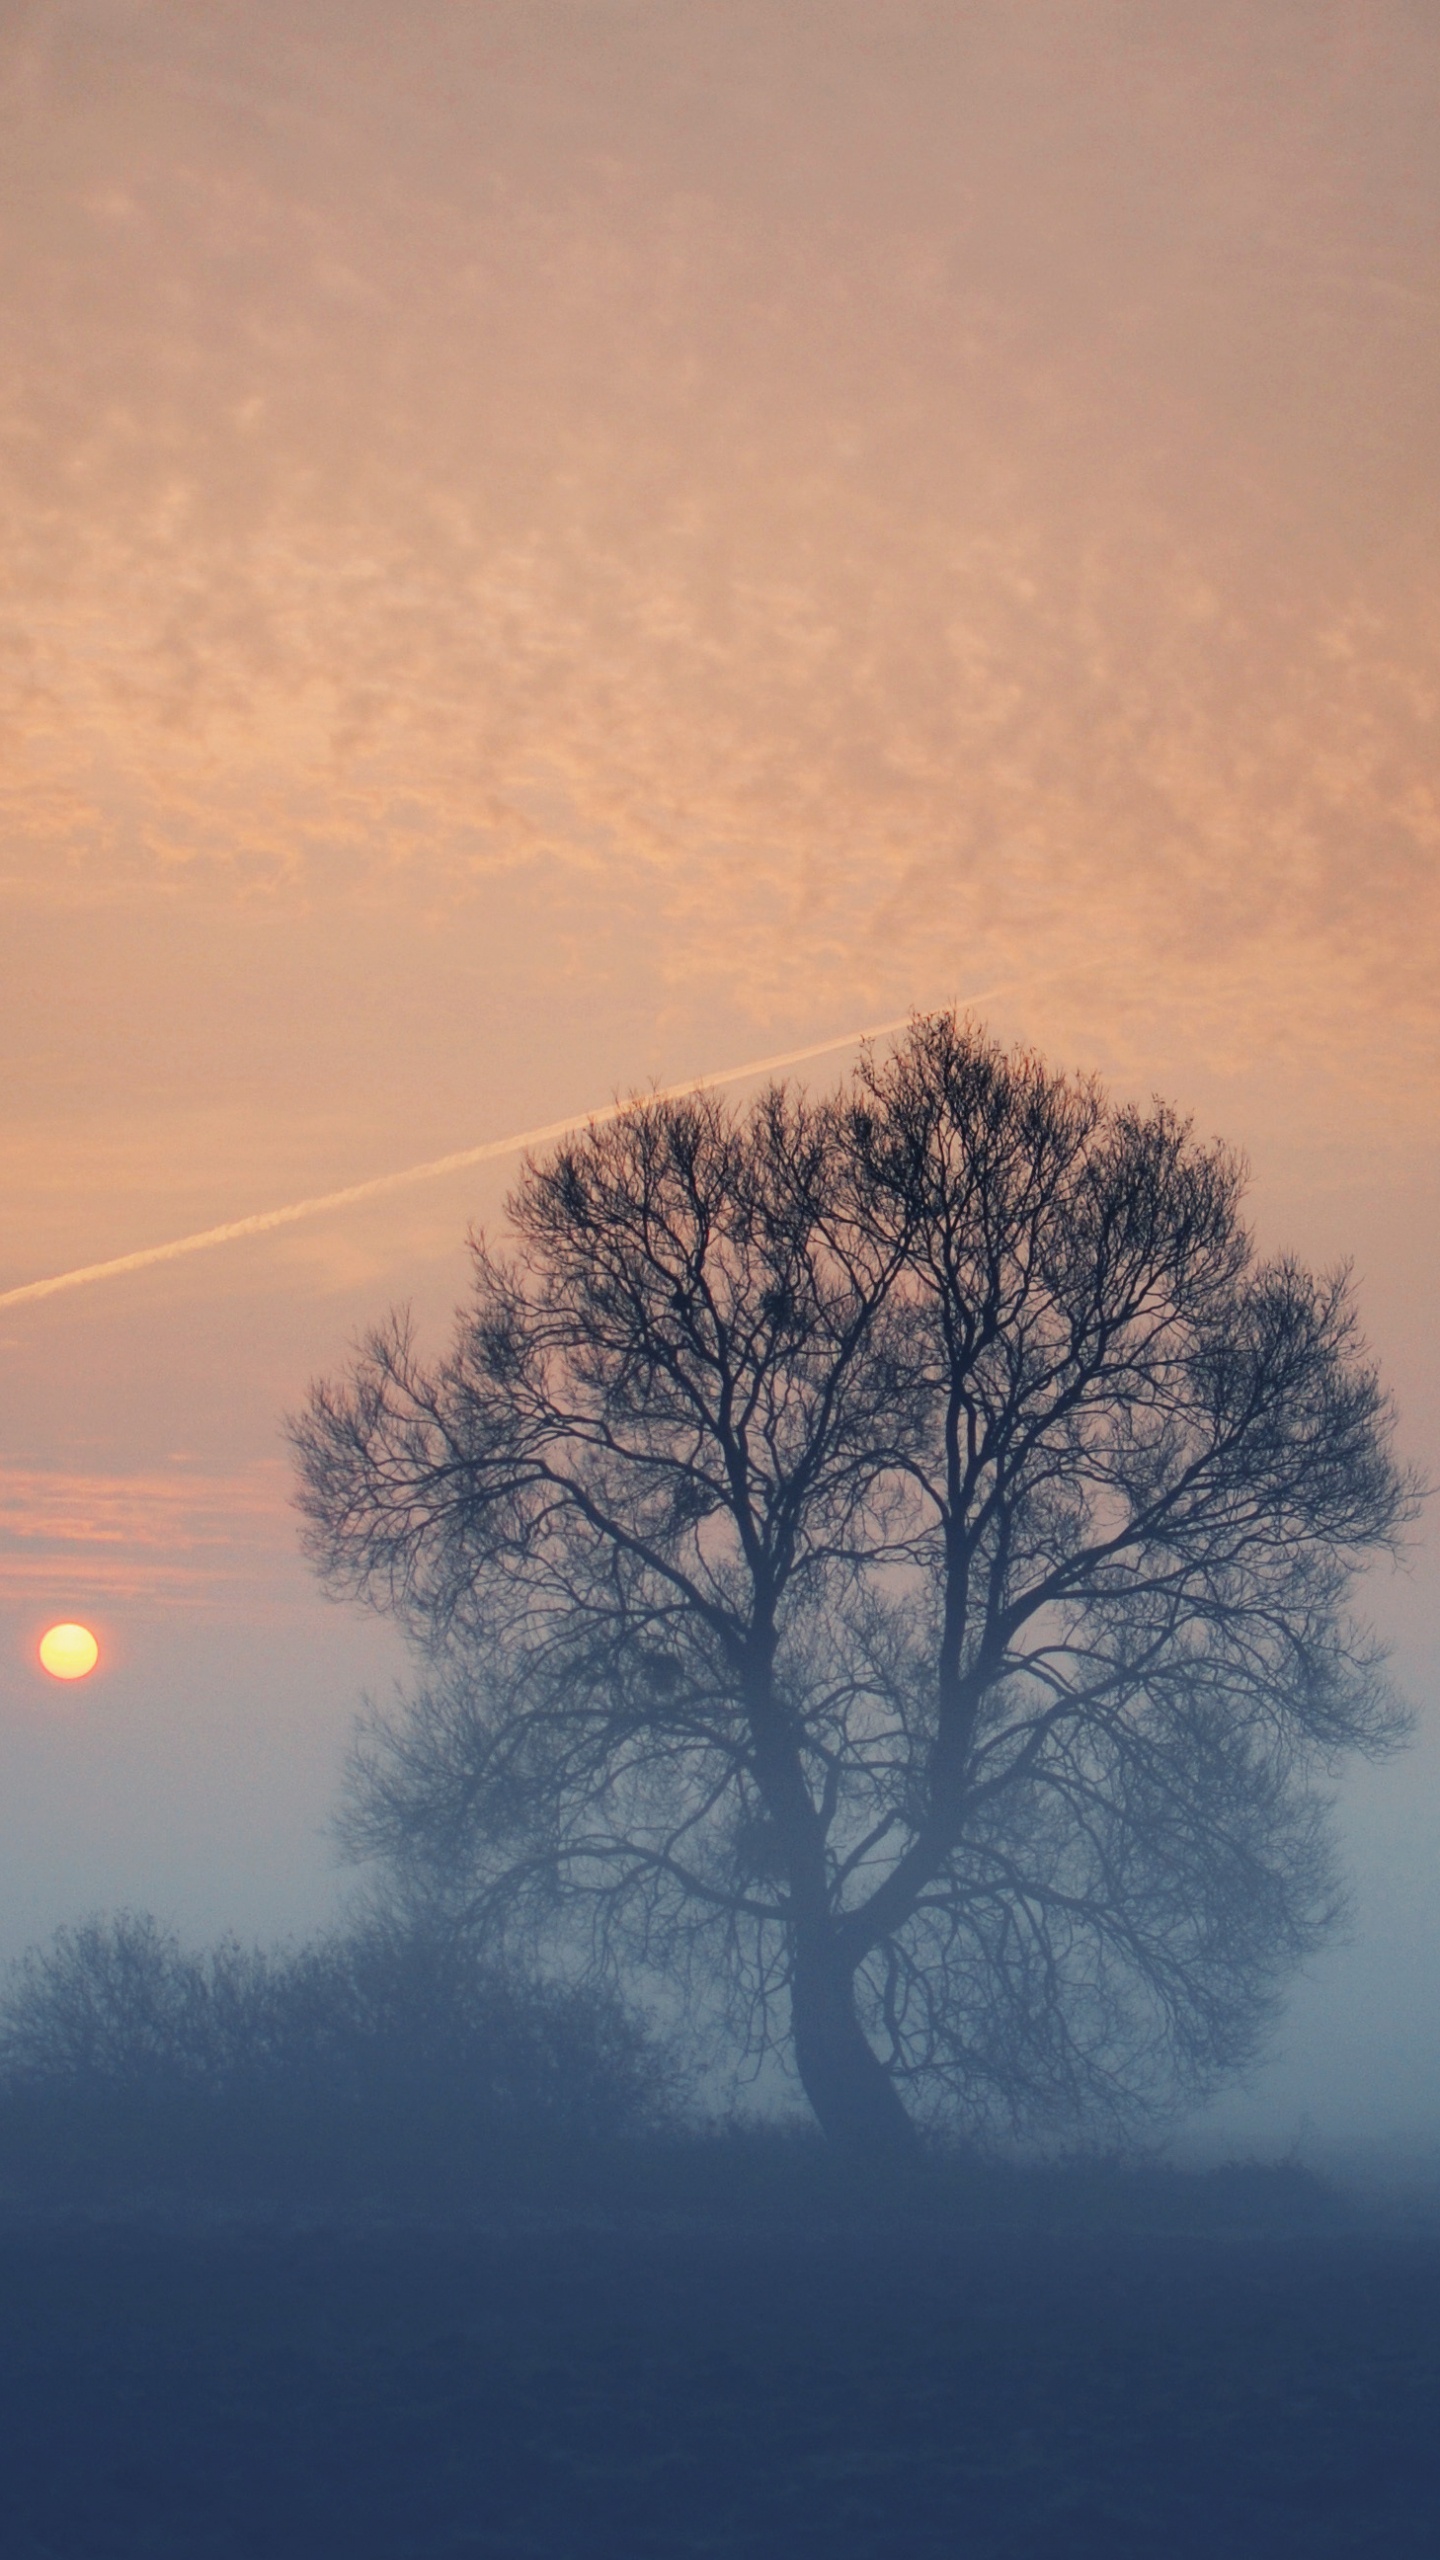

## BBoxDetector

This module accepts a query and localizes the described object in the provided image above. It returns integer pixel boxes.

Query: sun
[38,1622,100,1681]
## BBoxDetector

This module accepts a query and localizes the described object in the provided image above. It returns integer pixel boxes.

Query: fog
[3,1,1438,2170]
[5,13,1440,2550]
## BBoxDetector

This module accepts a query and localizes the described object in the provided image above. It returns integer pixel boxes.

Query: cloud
[0,1463,295,1609]
[2,0,1438,1142]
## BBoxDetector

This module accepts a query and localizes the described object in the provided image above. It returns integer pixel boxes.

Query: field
[0,2198,1436,2557]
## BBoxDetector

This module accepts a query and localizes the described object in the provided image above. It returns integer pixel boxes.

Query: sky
[2,0,1438,2152]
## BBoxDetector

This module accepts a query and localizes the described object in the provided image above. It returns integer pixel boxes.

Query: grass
[0,2152,1434,2556]
[0,1915,1432,2552]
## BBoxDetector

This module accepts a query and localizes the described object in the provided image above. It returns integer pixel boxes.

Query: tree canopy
[292,1017,1415,2152]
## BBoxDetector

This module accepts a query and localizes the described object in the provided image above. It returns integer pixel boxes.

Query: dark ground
[0,2209,1436,2558]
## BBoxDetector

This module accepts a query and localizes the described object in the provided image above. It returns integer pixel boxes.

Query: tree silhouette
[292,1017,1414,2153]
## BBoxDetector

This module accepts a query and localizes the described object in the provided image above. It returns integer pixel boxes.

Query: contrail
[0,1017,913,1313]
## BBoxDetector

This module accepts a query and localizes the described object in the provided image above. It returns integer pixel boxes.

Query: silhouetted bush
[0,1911,673,2204]
[0,1915,1340,2230]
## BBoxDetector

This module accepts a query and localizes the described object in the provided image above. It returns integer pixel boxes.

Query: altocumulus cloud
[2,1,1437,1124]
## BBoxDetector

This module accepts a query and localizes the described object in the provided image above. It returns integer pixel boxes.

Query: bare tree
[292,1018,1415,2154]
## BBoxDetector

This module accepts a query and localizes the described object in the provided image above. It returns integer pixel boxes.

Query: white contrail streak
[0,1017,914,1313]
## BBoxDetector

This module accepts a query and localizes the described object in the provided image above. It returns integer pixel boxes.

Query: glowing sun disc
[39,1623,99,1681]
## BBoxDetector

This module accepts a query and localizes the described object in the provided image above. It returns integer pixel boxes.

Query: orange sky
[2,0,1437,2149]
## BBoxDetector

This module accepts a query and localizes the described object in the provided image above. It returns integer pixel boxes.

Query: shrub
[0,1911,671,2204]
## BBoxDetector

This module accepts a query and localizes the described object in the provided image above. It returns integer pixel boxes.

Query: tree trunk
[790,1940,918,2156]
